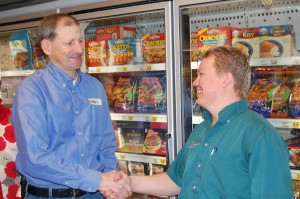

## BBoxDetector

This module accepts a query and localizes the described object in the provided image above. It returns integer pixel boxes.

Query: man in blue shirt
[105,46,293,198]
[12,13,131,199]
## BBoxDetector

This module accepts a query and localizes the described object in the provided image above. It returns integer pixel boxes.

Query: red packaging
[96,26,136,41]
[85,40,107,67]
[190,31,198,62]
[143,129,167,155]
[198,26,232,59]
[142,33,166,63]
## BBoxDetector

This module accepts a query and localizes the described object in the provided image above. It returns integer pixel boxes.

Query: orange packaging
[142,33,166,64]
[85,40,107,67]
[190,32,198,62]
[96,26,136,41]
[198,26,232,59]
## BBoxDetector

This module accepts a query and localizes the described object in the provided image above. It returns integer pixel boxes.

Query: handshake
[99,171,133,199]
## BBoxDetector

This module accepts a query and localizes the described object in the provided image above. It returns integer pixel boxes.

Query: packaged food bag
[9,30,33,70]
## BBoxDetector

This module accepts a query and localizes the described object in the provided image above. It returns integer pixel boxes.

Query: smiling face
[192,56,224,110]
[41,18,83,77]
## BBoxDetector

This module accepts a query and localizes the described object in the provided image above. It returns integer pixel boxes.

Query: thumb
[113,172,122,182]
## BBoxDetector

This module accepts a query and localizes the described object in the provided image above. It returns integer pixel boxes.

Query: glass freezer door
[174,0,300,148]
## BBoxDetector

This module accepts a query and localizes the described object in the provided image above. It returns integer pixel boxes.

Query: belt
[26,183,87,198]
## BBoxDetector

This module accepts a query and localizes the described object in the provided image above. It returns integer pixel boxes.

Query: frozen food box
[190,31,198,62]
[117,160,129,175]
[232,27,259,58]
[137,72,167,113]
[291,169,300,199]
[112,74,138,113]
[198,26,232,59]
[142,33,166,64]
[115,122,149,154]
[0,37,15,71]
[286,137,300,169]
[85,40,108,67]
[259,24,295,58]
[128,161,147,176]
[96,26,136,40]
[143,128,167,156]
[108,38,142,65]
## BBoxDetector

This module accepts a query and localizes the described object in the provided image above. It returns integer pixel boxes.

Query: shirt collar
[202,99,248,125]
[47,62,82,87]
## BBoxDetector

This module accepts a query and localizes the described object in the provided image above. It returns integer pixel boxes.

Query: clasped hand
[99,171,132,199]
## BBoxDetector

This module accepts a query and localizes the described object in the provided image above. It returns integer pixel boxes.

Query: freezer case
[173,0,300,197]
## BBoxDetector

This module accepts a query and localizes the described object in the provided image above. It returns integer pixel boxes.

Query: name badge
[88,98,102,106]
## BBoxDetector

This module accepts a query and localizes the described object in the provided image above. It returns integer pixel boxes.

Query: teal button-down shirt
[167,99,293,199]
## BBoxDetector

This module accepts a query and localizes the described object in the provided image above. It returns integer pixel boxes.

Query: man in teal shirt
[104,46,293,198]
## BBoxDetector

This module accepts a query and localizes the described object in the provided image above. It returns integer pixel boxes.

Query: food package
[286,137,300,169]
[198,26,232,59]
[268,78,291,118]
[112,74,138,113]
[115,121,149,154]
[32,41,48,69]
[128,161,146,176]
[232,27,259,58]
[149,164,166,175]
[289,79,300,118]
[0,37,15,71]
[142,33,166,64]
[96,26,136,41]
[117,160,129,175]
[247,78,274,118]
[98,74,115,108]
[291,169,300,199]
[9,30,34,70]
[259,25,295,58]
[143,128,167,155]
[190,31,198,62]
[108,38,142,65]
[85,40,108,67]
[137,72,167,113]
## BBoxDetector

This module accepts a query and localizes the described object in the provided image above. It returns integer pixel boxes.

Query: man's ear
[41,39,51,55]
[222,72,233,88]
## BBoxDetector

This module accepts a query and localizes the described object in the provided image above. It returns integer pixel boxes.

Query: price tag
[159,159,166,165]
[145,65,152,70]
[95,68,101,73]
[127,116,133,121]
[151,117,157,122]
[292,122,300,128]
[119,155,125,160]
[121,67,127,72]
[295,173,300,180]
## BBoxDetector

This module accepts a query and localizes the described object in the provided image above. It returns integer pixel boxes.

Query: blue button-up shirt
[167,100,293,199]
[12,62,117,192]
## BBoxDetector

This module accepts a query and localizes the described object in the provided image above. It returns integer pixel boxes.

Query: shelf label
[295,173,300,180]
[159,159,166,165]
[95,68,101,73]
[127,116,133,121]
[119,155,125,160]
[151,117,157,122]
[121,67,127,72]
[292,122,300,128]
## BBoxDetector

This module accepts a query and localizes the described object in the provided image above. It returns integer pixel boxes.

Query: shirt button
[193,186,197,190]
[75,111,79,114]
[65,181,69,185]
[78,132,82,135]
[81,153,85,157]
[88,187,92,191]
[63,84,66,88]
[198,164,201,168]
[227,120,230,123]
[72,90,75,93]
[205,143,208,147]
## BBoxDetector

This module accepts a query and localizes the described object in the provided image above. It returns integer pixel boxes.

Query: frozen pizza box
[198,26,232,59]
[96,26,136,41]
[259,24,295,58]
[232,27,259,58]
